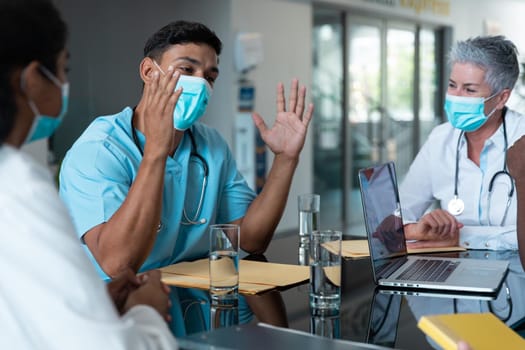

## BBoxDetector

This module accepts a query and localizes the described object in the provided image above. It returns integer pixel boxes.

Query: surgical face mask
[444,93,498,132]
[153,61,212,131]
[23,65,69,143]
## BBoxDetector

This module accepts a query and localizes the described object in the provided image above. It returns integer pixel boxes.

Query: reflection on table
[260,236,525,349]
[179,234,525,349]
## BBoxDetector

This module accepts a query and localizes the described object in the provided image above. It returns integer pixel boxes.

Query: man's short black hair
[0,0,67,145]
[143,20,222,60]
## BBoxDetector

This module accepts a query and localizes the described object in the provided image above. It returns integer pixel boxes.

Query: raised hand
[252,79,314,160]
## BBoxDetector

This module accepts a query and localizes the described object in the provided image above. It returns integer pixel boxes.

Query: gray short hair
[448,35,520,94]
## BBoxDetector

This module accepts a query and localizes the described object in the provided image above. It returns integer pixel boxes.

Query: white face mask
[22,65,69,143]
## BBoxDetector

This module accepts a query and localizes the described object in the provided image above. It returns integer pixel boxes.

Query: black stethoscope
[130,115,209,226]
[447,108,514,226]
[386,162,402,217]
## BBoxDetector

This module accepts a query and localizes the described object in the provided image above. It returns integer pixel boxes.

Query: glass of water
[310,311,341,339]
[309,230,342,311]
[209,224,240,329]
[298,193,320,265]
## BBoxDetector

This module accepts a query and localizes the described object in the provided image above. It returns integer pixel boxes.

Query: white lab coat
[0,145,177,349]
[400,109,525,250]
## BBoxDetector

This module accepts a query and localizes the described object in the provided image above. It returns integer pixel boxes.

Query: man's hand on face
[141,63,182,160]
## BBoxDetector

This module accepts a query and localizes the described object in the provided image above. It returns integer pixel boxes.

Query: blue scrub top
[59,107,256,279]
[59,107,257,335]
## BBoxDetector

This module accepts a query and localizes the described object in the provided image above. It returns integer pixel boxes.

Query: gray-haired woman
[400,35,523,251]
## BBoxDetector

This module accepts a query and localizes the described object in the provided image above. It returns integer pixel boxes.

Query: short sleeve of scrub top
[59,109,140,240]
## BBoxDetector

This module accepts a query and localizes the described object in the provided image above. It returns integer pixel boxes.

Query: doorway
[312,8,450,236]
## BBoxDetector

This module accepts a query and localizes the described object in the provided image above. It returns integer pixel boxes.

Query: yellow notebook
[417,312,525,350]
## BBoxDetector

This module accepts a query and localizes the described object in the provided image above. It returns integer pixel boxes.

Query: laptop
[358,161,509,294]
[375,286,497,301]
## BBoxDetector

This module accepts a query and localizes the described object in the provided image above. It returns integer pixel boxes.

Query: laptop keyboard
[396,259,459,282]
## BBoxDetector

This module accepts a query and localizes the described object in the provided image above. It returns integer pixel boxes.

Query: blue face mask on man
[153,61,212,130]
[444,92,498,132]
[23,65,69,143]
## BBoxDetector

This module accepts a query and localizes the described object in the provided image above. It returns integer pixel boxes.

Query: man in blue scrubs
[59,21,313,335]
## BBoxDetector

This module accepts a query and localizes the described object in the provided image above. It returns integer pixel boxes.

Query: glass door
[312,7,445,236]
[345,17,383,233]
[385,24,416,175]
[312,10,344,230]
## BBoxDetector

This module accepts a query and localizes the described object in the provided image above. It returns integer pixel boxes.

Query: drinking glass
[209,224,240,329]
[310,311,341,339]
[298,193,320,265]
[309,230,342,311]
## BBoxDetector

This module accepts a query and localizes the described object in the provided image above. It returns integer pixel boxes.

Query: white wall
[231,0,313,232]
[449,0,525,111]
[451,0,525,49]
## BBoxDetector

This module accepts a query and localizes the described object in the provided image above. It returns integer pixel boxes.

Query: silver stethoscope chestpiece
[447,196,464,216]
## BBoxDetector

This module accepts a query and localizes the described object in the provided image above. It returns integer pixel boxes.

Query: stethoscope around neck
[447,109,514,226]
[130,113,209,226]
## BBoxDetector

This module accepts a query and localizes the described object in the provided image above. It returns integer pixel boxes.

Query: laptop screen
[358,162,407,279]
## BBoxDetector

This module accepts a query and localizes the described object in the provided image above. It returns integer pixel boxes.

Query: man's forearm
[85,155,167,277]
[240,154,298,253]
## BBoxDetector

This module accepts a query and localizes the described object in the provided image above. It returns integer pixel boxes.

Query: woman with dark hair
[0,1,177,348]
